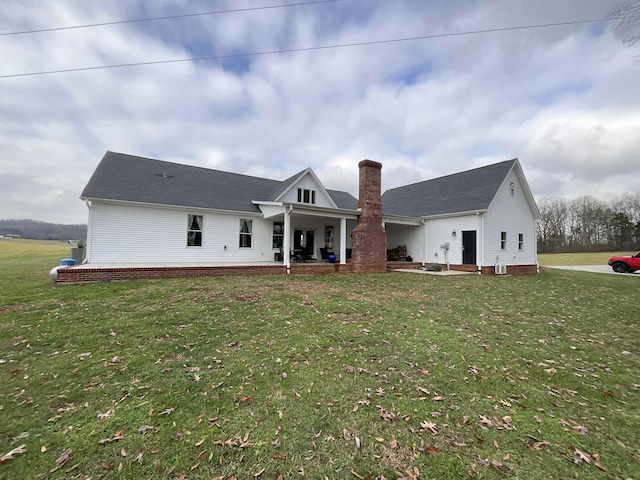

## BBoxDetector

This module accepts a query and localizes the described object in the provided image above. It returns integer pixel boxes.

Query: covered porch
[256,201,359,268]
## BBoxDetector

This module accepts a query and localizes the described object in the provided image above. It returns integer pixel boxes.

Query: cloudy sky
[1,0,639,224]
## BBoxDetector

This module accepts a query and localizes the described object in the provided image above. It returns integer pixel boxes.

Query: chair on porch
[320,247,335,261]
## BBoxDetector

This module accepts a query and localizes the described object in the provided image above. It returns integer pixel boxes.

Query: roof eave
[420,209,488,220]
[81,197,263,217]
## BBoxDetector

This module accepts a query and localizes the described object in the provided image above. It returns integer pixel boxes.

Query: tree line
[537,193,640,253]
[0,219,86,241]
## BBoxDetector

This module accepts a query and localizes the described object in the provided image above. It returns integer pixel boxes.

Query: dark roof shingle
[381,159,517,217]
[81,151,358,212]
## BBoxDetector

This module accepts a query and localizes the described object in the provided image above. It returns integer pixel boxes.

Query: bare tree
[537,197,568,252]
[537,193,640,252]
[610,0,640,59]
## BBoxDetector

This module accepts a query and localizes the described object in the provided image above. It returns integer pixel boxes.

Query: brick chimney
[351,160,387,272]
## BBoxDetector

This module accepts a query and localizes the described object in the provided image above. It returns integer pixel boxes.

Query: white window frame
[500,231,507,250]
[187,214,203,247]
[272,222,284,249]
[239,219,253,248]
[297,188,316,205]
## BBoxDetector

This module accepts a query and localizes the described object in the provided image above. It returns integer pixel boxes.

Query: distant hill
[0,219,87,241]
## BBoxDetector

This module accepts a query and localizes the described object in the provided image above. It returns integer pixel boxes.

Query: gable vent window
[297,188,316,204]
[239,219,253,248]
[509,182,515,196]
[187,214,203,247]
[500,231,507,250]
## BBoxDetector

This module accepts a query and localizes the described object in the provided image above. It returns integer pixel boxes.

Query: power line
[0,0,340,36]
[0,17,617,79]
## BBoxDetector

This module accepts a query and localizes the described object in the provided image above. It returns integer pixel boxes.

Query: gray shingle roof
[381,159,517,217]
[80,151,358,212]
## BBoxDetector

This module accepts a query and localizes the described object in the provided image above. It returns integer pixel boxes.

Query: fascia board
[81,197,263,217]
[420,210,487,220]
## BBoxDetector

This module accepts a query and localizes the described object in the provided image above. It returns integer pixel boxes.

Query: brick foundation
[479,264,538,275]
[55,263,357,284]
[448,264,538,275]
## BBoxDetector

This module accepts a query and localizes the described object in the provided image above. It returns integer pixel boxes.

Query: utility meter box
[440,243,450,250]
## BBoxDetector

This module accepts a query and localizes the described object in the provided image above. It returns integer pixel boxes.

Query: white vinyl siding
[87,202,272,263]
[483,170,537,265]
[280,174,335,207]
[423,215,481,265]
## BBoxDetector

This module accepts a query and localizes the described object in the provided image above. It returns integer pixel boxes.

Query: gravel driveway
[547,265,640,276]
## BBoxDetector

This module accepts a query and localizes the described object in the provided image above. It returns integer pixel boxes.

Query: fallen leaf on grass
[479,415,493,429]
[196,450,208,462]
[531,441,550,451]
[574,448,592,464]
[378,407,396,423]
[139,425,155,435]
[592,453,608,472]
[158,408,175,416]
[572,425,588,435]
[54,448,72,467]
[416,386,430,396]
[420,421,438,434]
[502,416,514,430]
[0,444,26,463]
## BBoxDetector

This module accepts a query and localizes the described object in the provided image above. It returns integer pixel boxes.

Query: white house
[77,151,539,277]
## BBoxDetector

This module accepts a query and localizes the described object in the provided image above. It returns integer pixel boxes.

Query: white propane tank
[49,265,62,281]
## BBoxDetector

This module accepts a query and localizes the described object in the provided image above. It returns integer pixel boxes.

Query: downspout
[534,221,539,273]
[340,217,347,265]
[478,211,484,274]
[84,200,92,263]
[284,205,293,272]
[421,219,426,268]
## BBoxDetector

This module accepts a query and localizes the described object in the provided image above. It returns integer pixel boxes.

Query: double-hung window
[500,231,507,250]
[518,233,524,250]
[239,219,252,248]
[272,222,284,249]
[187,215,203,247]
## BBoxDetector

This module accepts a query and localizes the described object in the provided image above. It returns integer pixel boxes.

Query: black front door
[462,230,477,265]
[294,230,315,259]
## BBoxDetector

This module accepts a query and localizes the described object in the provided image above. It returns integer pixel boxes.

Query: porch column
[340,217,347,264]
[284,207,291,268]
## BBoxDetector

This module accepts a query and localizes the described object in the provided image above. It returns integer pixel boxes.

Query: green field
[1,241,639,479]
[537,251,636,266]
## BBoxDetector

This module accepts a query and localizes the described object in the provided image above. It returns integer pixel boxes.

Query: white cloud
[0,0,638,224]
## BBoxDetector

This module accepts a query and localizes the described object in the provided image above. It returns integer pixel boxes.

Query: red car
[608,252,640,273]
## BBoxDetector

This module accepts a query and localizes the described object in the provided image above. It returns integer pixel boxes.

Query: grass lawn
[1,241,639,479]
[537,251,636,266]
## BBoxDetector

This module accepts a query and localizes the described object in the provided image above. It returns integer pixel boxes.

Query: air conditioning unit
[494,264,507,275]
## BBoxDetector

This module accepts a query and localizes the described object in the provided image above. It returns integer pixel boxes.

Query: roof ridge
[105,151,282,184]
